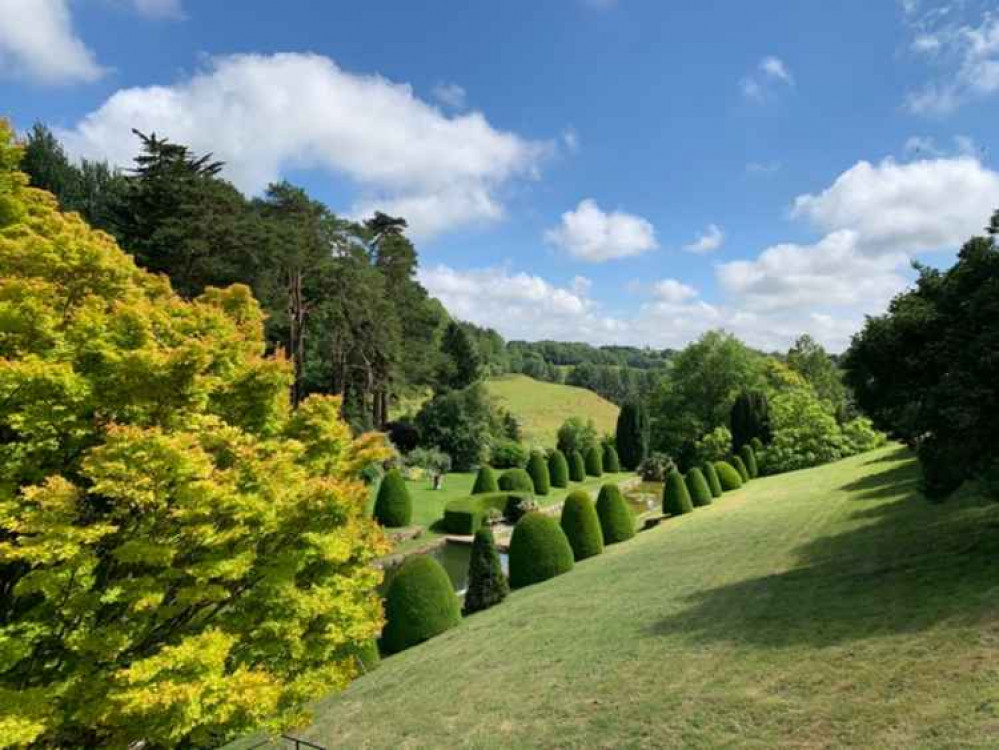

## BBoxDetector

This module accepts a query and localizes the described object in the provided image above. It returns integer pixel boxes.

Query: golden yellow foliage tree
[0,120,389,749]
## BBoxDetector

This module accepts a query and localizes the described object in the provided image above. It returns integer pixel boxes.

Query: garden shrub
[374,468,412,527]
[569,450,586,482]
[508,512,575,588]
[548,449,569,488]
[602,443,621,473]
[703,462,723,498]
[463,527,509,615]
[557,417,598,457]
[764,385,846,473]
[472,465,498,494]
[919,436,966,500]
[732,455,750,483]
[739,444,759,478]
[715,461,743,491]
[503,493,539,524]
[527,451,551,495]
[615,401,650,470]
[386,420,421,453]
[560,490,604,561]
[693,426,733,465]
[381,556,461,654]
[750,436,765,453]
[638,452,675,482]
[663,469,694,516]
[414,384,496,471]
[585,444,604,477]
[685,467,713,507]
[595,483,636,544]
[841,416,887,455]
[442,492,527,535]
[498,468,534,493]
[490,438,528,469]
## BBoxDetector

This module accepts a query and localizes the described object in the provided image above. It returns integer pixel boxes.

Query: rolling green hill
[230,446,999,749]
[484,374,620,447]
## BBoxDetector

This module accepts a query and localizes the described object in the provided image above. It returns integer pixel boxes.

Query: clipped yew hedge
[703,462,723,498]
[498,468,535,493]
[442,492,529,535]
[663,469,694,516]
[471,465,498,494]
[569,450,586,482]
[740,444,759,478]
[732,455,750,483]
[560,490,604,561]
[373,468,412,527]
[602,444,621,473]
[548,449,569,488]
[463,527,509,616]
[527,451,551,496]
[715,461,743,491]
[595,483,635,544]
[508,512,575,588]
[685,467,713,507]
[585,445,604,477]
[381,556,460,654]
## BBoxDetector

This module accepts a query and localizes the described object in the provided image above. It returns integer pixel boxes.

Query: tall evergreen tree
[615,401,649,470]
[730,390,772,451]
[463,527,509,615]
[437,321,481,391]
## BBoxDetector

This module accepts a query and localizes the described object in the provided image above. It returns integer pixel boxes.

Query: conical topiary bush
[584,445,603,477]
[714,461,743,491]
[703,462,723,498]
[527,451,551,496]
[569,450,586,482]
[498,468,534,493]
[685,467,713,507]
[560,490,604,561]
[508,512,574,588]
[548,449,569,488]
[472,465,498,494]
[602,443,621,473]
[740,444,759,479]
[381,556,461,654]
[663,469,694,516]
[373,468,412,527]
[462,526,509,616]
[732,455,750,483]
[595,483,635,544]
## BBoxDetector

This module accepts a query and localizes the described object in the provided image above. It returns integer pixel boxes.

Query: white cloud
[653,279,699,304]
[0,0,105,84]
[741,55,794,102]
[683,223,725,254]
[544,198,657,262]
[56,53,550,239]
[431,82,466,109]
[760,55,794,85]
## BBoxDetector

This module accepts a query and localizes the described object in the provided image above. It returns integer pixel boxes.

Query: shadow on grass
[647,454,999,648]
[863,444,914,465]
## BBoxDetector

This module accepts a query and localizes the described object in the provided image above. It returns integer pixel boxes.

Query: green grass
[484,374,620,446]
[240,445,999,749]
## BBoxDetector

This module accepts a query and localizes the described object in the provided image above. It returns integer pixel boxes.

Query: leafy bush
[490,438,528,469]
[638,452,675,482]
[386,420,421,453]
[508,512,575,588]
[602,443,621,473]
[557,416,598,456]
[919,436,966,500]
[663,469,694,516]
[498,468,534,493]
[739,445,758,478]
[585,444,604,477]
[841,416,887,455]
[703,462,723,498]
[763,385,846,474]
[615,401,650,470]
[548,449,569,488]
[569,450,586,482]
[750,436,765,453]
[685,467,713,507]
[693,426,733,465]
[374,468,413,527]
[731,455,750,483]
[503,493,540,524]
[595,483,636,544]
[715,461,744,491]
[560,490,605,561]
[527,451,551,495]
[442,493,524,535]
[381,556,461,654]
[407,447,452,487]
[730,389,772,452]
[463,527,509,615]
[415,384,498,471]
[472,465,499,494]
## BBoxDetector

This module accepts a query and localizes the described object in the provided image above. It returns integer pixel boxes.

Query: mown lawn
[235,445,999,749]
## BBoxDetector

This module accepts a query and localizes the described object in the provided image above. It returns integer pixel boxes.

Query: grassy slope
[484,374,620,446]
[242,445,999,749]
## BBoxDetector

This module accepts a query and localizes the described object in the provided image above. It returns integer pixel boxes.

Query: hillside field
[232,445,999,749]
[484,374,620,446]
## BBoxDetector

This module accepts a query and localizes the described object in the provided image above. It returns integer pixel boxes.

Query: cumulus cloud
[57,52,550,238]
[431,82,466,109]
[683,224,725,254]
[544,198,657,262]
[652,279,699,304]
[741,55,794,102]
[0,0,105,84]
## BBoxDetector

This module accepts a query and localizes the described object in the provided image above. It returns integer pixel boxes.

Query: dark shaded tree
[462,527,509,615]
[730,390,772,452]
[615,401,650,470]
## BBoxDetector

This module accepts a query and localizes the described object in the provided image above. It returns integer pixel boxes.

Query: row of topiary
[662,443,759,515]
[380,482,637,654]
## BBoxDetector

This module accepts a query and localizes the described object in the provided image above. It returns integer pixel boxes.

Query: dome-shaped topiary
[463,527,509,616]
[373,468,412,527]
[739,444,759,479]
[714,461,743,491]
[508,512,575,588]
[584,445,604,477]
[527,451,551,496]
[560,490,604,561]
[663,469,694,516]
[381,555,461,654]
[548,449,569,488]
[703,462,723,498]
[471,465,498,495]
[685,467,713,507]
[602,443,621,473]
[732,455,750,483]
[498,468,534,493]
[595,483,635,544]
[569,450,586,482]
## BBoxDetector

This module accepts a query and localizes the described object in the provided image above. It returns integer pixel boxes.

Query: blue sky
[3,0,999,351]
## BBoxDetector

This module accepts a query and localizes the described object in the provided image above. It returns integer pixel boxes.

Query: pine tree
[437,321,482,391]
[615,401,649,470]
[463,527,509,615]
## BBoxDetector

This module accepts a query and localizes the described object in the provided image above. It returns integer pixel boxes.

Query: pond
[430,541,509,596]
[624,481,662,516]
